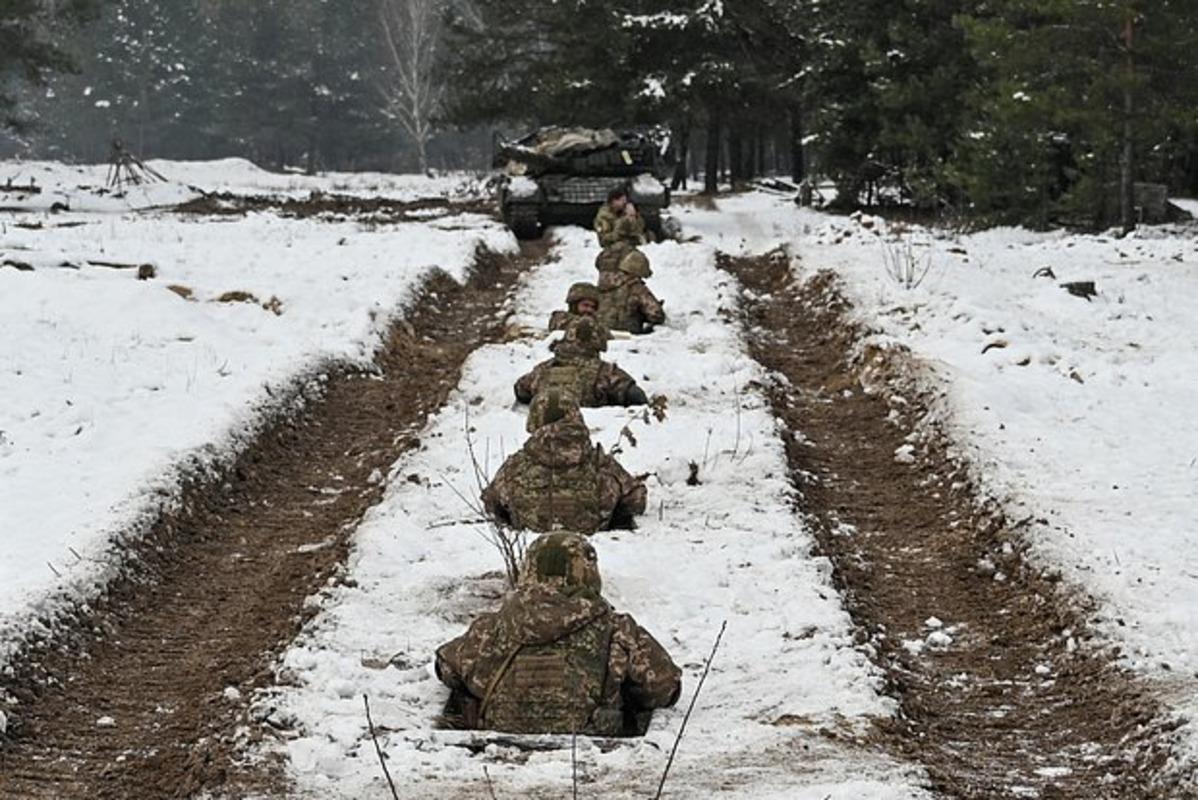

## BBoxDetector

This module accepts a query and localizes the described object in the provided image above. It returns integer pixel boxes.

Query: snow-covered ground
[0,160,513,667]
[0,157,486,213]
[679,193,1198,771]
[10,156,1194,790]
[263,228,930,798]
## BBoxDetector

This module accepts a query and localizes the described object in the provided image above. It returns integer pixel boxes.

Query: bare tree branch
[378,0,447,172]
[363,695,400,800]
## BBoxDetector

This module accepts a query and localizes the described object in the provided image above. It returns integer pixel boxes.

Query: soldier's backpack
[542,360,600,403]
[595,241,633,273]
[526,360,602,432]
[597,277,642,334]
[481,612,620,736]
[510,450,608,533]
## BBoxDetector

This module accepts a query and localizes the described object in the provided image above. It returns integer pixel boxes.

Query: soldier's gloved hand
[625,386,648,406]
[625,202,637,217]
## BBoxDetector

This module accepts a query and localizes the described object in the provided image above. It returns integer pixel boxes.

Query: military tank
[494,126,672,240]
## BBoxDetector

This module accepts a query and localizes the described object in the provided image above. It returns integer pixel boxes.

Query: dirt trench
[723,250,1188,799]
[0,241,549,800]
[171,191,494,222]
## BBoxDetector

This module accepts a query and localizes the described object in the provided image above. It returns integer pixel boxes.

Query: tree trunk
[729,125,743,186]
[790,104,806,183]
[417,137,429,173]
[671,119,690,191]
[704,109,721,195]
[1120,11,1136,233]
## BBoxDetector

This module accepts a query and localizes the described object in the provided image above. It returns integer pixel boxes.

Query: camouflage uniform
[481,411,647,534]
[515,356,643,413]
[593,202,647,250]
[514,317,643,416]
[596,270,666,335]
[594,204,646,278]
[435,533,682,736]
[548,310,611,343]
[548,284,610,350]
[594,240,635,275]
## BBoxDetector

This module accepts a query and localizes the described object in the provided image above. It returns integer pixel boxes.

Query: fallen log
[15,259,157,279]
[14,220,88,231]
[0,180,40,195]
[75,260,157,279]
[443,734,639,754]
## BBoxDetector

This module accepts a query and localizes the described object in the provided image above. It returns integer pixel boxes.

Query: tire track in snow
[726,249,1187,799]
[0,242,544,800]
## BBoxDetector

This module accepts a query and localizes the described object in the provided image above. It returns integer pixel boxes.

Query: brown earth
[723,250,1190,799]
[171,190,494,222]
[0,240,550,800]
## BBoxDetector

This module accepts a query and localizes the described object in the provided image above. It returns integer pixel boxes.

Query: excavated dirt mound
[172,190,494,222]
[0,241,550,800]
[723,250,1187,799]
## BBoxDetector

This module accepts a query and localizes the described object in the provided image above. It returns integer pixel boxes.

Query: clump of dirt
[722,250,1187,799]
[0,241,551,800]
[214,290,284,315]
[172,190,495,222]
[215,289,258,303]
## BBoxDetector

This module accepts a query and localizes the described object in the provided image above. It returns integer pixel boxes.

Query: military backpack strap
[478,644,525,723]
[585,614,623,736]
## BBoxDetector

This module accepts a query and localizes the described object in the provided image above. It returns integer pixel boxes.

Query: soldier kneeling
[482,394,646,534]
[435,532,681,736]
[597,250,665,335]
[515,317,647,417]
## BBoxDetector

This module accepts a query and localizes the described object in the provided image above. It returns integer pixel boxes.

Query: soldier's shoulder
[495,450,530,477]
[608,610,649,642]
[446,609,502,649]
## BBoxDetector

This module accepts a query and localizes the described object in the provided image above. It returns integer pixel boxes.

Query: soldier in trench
[435,532,681,736]
[596,250,665,335]
[593,185,648,274]
[548,282,611,349]
[481,393,646,535]
[515,316,647,429]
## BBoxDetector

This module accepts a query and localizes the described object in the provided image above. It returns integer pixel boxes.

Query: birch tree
[378,0,446,172]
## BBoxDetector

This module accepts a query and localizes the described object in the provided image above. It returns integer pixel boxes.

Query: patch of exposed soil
[0,241,551,800]
[172,190,495,222]
[723,250,1187,799]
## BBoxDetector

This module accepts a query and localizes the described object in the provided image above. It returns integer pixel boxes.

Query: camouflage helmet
[618,249,652,278]
[565,282,600,310]
[522,532,602,593]
[595,240,633,273]
[550,316,603,360]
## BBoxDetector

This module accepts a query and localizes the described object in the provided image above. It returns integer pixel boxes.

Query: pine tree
[0,0,101,131]
[957,0,1198,228]
[803,0,980,209]
[443,0,633,128]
